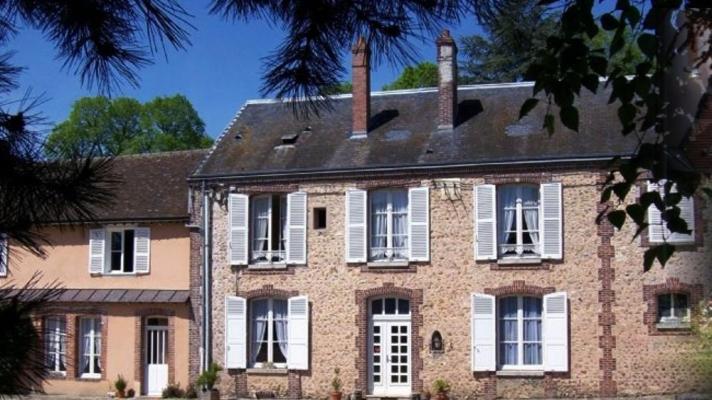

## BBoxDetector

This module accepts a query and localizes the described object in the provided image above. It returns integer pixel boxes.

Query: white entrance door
[369,298,411,396]
[145,318,169,396]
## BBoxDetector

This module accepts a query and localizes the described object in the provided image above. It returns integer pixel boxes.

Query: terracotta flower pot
[200,388,220,400]
[330,391,343,400]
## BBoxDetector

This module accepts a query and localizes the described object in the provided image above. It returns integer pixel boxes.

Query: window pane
[658,294,672,319]
[371,299,383,315]
[123,230,134,272]
[523,297,542,318]
[674,294,689,319]
[523,343,542,365]
[250,299,269,366]
[251,197,271,259]
[370,191,388,260]
[499,297,518,319]
[272,341,287,363]
[385,298,396,314]
[111,232,122,251]
[398,299,410,315]
[500,343,517,365]
[110,252,122,271]
[523,320,541,342]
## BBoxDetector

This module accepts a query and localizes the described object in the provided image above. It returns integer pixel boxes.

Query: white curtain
[499,188,517,244]
[94,320,102,373]
[252,197,270,254]
[499,297,518,365]
[523,297,542,365]
[81,320,92,373]
[273,300,288,362]
[250,300,269,365]
[370,192,388,259]
[279,197,287,252]
[521,187,540,250]
[391,191,408,259]
[45,319,57,370]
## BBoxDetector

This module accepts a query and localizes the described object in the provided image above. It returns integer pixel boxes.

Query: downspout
[202,181,212,371]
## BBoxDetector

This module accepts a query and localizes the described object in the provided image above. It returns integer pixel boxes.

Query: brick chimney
[351,37,370,138]
[437,30,458,130]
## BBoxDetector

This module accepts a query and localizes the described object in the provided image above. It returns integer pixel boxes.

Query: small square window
[657,293,690,328]
[313,207,327,230]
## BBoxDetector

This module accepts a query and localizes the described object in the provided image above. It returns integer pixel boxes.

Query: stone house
[189,31,712,399]
[2,150,205,396]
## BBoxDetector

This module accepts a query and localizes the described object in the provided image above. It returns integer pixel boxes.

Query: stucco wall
[4,223,191,290]
[40,303,191,396]
[207,171,711,398]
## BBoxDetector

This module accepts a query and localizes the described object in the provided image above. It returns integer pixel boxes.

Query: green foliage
[322,81,353,95]
[114,374,128,393]
[693,301,712,376]
[184,384,198,399]
[162,383,185,399]
[459,0,559,83]
[432,378,450,393]
[519,2,711,268]
[45,94,212,158]
[196,362,222,390]
[382,62,438,91]
[331,368,342,392]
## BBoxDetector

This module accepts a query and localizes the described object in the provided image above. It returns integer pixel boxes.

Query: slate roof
[193,82,639,179]
[90,149,207,222]
[2,289,190,303]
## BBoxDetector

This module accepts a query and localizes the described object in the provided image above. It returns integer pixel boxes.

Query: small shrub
[331,368,342,393]
[196,362,222,390]
[162,384,185,398]
[432,379,450,394]
[184,384,198,399]
[126,389,136,398]
[114,375,127,395]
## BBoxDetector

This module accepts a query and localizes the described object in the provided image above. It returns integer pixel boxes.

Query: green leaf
[609,30,625,57]
[703,188,712,199]
[637,33,657,58]
[656,244,675,267]
[544,114,555,135]
[643,247,656,271]
[519,98,539,119]
[623,6,640,25]
[618,103,637,126]
[612,182,631,200]
[600,14,619,31]
[590,56,608,76]
[581,74,599,93]
[607,210,626,229]
[560,106,579,132]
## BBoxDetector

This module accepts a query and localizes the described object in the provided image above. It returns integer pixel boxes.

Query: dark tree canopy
[45,95,212,158]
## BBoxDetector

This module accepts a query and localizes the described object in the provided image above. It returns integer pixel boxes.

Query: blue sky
[8,3,484,138]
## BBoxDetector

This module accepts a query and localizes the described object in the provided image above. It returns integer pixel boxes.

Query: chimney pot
[351,37,370,138]
[437,29,458,130]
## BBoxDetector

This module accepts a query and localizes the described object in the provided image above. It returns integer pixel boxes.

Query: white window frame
[250,298,288,368]
[497,296,543,371]
[368,189,409,262]
[657,293,691,327]
[80,317,102,379]
[249,195,287,264]
[498,185,540,259]
[44,316,67,374]
[105,227,135,274]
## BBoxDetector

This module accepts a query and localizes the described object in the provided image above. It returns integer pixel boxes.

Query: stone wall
[206,170,712,398]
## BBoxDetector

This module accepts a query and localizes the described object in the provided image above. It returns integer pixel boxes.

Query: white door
[145,318,169,396]
[369,298,411,396]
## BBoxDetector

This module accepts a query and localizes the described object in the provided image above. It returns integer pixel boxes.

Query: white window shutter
[543,292,568,372]
[474,185,497,260]
[408,187,430,262]
[0,233,7,277]
[471,293,496,371]
[225,296,247,369]
[288,295,309,370]
[89,229,105,274]
[133,228,150,273]
[345,189,367,263]
[647,181,665,243]
[540,182,563,259]
[286,192,307,264]
[228,194,249,265]
[672,195,695,243]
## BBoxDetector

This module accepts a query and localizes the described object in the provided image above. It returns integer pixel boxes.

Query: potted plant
[114,375,127,398]
[330,368,343,400]
[432,379,450,400]
[196,362,222,400]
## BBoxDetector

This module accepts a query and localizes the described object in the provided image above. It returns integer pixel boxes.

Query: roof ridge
[113,148,209,160]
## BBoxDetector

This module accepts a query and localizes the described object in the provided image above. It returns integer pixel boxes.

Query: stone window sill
[656,322,691,330]
[246,368,288,375]
[497,257,542,265]
[496,370,545,377]
[248,263,288,270]
[366,261,410,268]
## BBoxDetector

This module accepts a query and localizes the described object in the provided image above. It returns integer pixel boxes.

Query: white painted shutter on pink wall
[543,292,568,372]
[408,187,430,261]
[647,181,695,244]
[89,229,105,274]
[540,182,563,259]
[287,296,309,370]
[286,192,307,264]
[471,293,496,371]
[133,227,150,273]
[228,194,249,265]
[345,189,367,263]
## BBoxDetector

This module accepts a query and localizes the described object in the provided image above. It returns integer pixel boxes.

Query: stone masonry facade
[205,168,712,399]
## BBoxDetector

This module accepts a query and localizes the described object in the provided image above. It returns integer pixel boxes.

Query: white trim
[79,317,102,377]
